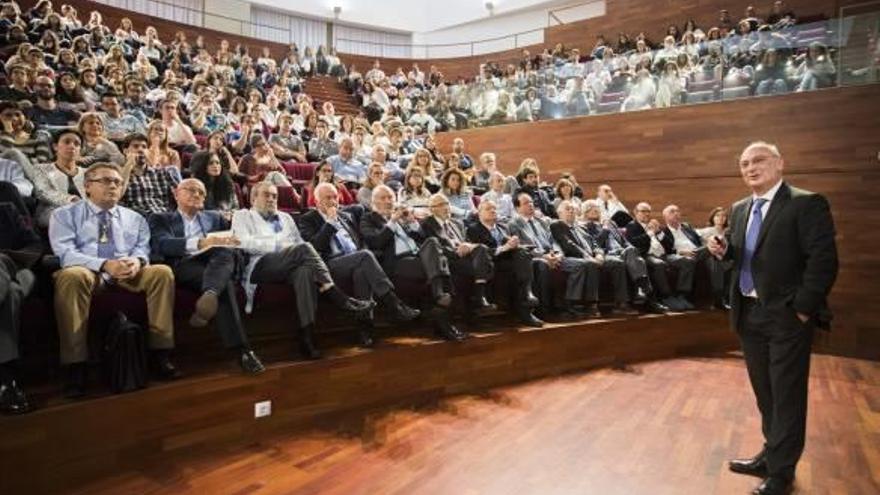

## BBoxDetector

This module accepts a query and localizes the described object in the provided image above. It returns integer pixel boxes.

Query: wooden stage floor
[68,353,880,495]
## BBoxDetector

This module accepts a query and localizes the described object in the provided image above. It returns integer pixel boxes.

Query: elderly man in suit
[0,253,35,414]
[509,192,590,318]
[360,185,465,341]
[466,198,543,327]
[299,182,420,347]
[551,200,636,317]
[659,204,711,309]
[625,202,688,311]
[50,162,178,398]
[231,182,374,359]
[421,193,495,313]
[149,178,265,374]
[709,142,838,495]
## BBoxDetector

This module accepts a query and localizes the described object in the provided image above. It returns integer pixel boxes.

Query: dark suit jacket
[420,215,466,258]
[624,221,652,256]
[466,221,511,254]
[298,208,363,260]
[360,210,426,268]
[549,220,596,259]
[582,221,632,254]
[148,210,228,265]
[725,182,838,331]
[659,223,704,255]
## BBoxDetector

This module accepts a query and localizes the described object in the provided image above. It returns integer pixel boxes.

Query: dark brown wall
[434,84,880,360]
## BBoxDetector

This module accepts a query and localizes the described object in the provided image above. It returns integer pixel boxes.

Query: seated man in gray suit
[231,182,375,360]
[550,200,637,317]
[508,192,590,318]
[149,178,265,375]
[0,253,35,414]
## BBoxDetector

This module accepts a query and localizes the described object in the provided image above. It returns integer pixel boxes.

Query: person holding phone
[708,141,838,495]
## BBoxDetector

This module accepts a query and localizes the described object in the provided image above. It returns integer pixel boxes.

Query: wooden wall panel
[435,84,880,360]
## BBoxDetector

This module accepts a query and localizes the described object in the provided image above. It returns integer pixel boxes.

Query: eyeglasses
[182,187,206,197]
[88,177,123,186]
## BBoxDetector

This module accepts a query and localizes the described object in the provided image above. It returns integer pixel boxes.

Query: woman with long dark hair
[190,151,239,216]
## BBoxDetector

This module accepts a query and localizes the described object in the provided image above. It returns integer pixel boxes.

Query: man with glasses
[625,202,686,311]
[232,182,375,359]
[421,193,495,314]
[148,178,265,375]
[119,133,180,217]
[26,75,81,128]
[49,162,179,398]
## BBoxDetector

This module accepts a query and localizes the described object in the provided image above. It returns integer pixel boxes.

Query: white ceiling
[247,0,586,33]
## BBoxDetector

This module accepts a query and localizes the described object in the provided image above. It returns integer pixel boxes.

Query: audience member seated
[580,200,668,314]
[515,166,554,218]
[481,171,514,224]
[357,162,386,209]
[24,128,86,227]
[440,168,476,222]
[696,206,733,309]
[306,160,356,208]
[328,137,366,186]
[239,134,292,187]
[553,178,582,213]
[307,120,339,163]
[26,75,81,128]
[0,252,35,415]
[360,185,464,341]
[397,166,432,218]
[148,178,264,374]
[231,182,374,359]
[269,113,307,163]
[49,162,179,398]
[466,199,542,326]
[157,98,197,149]
[596,184,628,223]
[77,112,125,167]
[145,120,182,178]
[658,204,710,309]
[795,42,836,92]
[119,133,179,217]
[189,151,239,217]
[0,101,53,165]
[100,91,146,142]
[299,183,420,348]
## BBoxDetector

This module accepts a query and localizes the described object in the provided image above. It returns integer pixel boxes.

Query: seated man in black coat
[149,178,265,374]
[360,185,465,342]
[0,252,35,415]
[466,198,543,327]
[421,193,495,313]
[514,166,555,218]
[657,204,710,309]
[550,200,637,316]
[299,182,420,347]
[581,200,668,314]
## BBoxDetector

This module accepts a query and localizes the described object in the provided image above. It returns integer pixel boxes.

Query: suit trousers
[738,297,813,480]
[534,256,594,304]
[175,248,247,349]
[708,256,733,295]
[607,245,648,282]
[327,250,394,303]
[494,247,536,302]
[386,238,451,282]
[250,243,333,329]
[53,265,175,364]
[599,256,630,304]
[448,244,493,281]
[0,258,25,363]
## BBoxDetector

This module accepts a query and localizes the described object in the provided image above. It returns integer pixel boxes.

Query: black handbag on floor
[103,312,149,393]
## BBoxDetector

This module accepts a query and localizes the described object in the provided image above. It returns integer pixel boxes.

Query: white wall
[204,0,251,36]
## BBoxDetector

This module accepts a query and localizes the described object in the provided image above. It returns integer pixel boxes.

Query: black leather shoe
[729,452,768,478]
[357,325,375,348]
[518,311,545,327]
[63,363,87,399]
[435,319,467,342]
[646,299,670,314]
[524,293,540,308]
[470,295,496,315]
[344,297,376,319]
[391,303,421,322]
[239,349,266,374]
[152,351,182,381]
[752,476,793,495]
[0,380,32,415]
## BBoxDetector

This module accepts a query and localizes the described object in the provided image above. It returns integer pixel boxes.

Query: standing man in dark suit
[149,178,265,374]
[708,141,838,495]
[421,193,495,313]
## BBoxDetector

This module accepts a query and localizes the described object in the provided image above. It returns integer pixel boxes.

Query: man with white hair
[360,185,465,342]
[658,203,710,309]
[596,184,628,223]
[299,182,421,347]
[231,181,375,359]
[625,201,687,311]
[709,141,837,495]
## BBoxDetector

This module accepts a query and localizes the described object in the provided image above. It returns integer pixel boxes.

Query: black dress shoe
[239,350,266,375]
[435,319,467,342]
[470,295,497,315]
[391,303,421,322]
[729,452,768,477]
[0,380,32,415]
[518,311,545,327]
[523,293,540,308]
[64,363,87,398]
[357,324,375,348]
[753,476,793,495]
[152,351,182,381]
[646,299,670,314]
[341,297,376,318]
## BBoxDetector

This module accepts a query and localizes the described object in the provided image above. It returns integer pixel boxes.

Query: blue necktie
[97,210,116,259]
[333,222,358,255]
[739,198,768,295]
[263,214,283,233]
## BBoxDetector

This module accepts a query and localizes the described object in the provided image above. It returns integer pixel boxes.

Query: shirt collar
[178,209,199,222]
[753,179,783,203]
[86,199,120,218]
